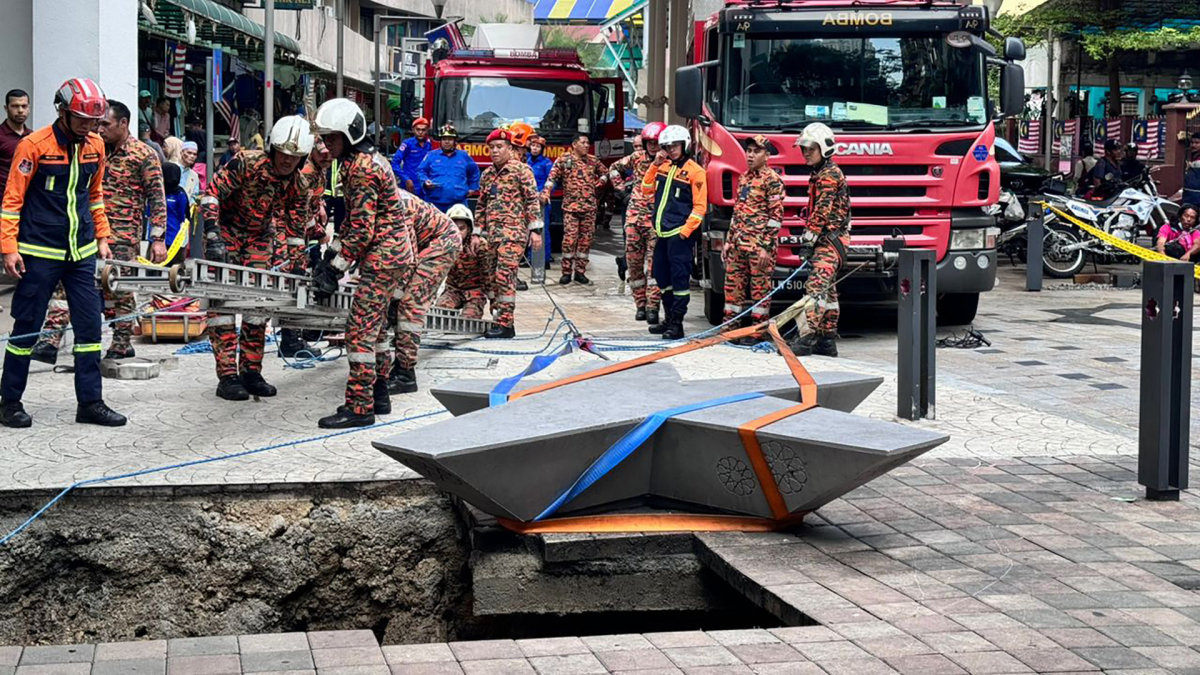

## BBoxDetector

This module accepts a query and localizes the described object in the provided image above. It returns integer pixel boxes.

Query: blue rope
[534,392,765,521]
[0,409,448,547]
[584,263,810,351]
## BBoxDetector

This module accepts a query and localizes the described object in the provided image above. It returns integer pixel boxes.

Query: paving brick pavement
[1,246,1188,491]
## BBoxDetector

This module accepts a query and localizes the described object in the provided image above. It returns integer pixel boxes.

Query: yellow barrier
[1042,203,1200,280]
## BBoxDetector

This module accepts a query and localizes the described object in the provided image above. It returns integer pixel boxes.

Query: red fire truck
[674,0,1027,325]
[422,43,626,244]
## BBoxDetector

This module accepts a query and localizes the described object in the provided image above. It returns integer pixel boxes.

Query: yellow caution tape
[135,219,189,267]
[1042,203,1200,280]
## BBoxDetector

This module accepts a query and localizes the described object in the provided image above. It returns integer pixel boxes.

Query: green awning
[147,0,301,55]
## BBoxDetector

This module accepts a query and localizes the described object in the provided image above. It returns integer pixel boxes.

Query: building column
[643,0,667,123]
[666,0,689,125]
[30,0,138,128]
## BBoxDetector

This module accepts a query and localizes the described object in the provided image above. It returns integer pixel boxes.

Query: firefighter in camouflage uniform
[476,127,543,339]
[609,122,663,324]
[542,132,607,285]
[790,122,850,357]
[386,191,462,395]
[723,134,784,344]
[310,98,416,428]
[32,99,168,362]
[435,205,488,319]
[201,115,313,400]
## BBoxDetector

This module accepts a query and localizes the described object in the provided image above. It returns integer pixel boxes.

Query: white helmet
[446,203,474,227]
[658,124,690,150]
[795,122,837,158]
[312,98,367,146]
[269,115,315,157]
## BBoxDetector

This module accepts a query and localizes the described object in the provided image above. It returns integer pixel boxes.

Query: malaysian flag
[1018,119,1041,154]
[215,95,239,144]
[165,42,187,99]
[1133,118,1163,159]
[1091,118,1124,145]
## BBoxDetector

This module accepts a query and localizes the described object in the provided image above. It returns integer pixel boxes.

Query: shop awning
[535,0,646,24]
[143,0,301,55]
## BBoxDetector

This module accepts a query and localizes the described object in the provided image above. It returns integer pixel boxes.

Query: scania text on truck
[674,0,1027,325]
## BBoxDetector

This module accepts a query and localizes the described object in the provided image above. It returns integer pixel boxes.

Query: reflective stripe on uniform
[89,201,104,212]
[674,290,690,297]
[653,165,682,238]
[285,237,305,246]
[374,341,390,353]
[200,195,218,206]
[66,147,81,260]
[347,351,375,363]
[630,279,646,289]
[73,343,102,354]
[562,252,574,259]
[6,343,33,357]
[497,294,516,303]
[17,242,66,260]
[1,210,20,220]
[208,315,236,327]
[726,304,741,313]
[49,299,69,310]
[751,306,769,317]
[77,240,98,259]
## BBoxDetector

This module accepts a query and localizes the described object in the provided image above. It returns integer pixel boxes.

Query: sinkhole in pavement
[0,479,804,646]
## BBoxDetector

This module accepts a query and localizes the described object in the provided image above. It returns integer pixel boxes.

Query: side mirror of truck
[675,66,703,119]
[1000,63,1025,117]
[1004,37,1026,61]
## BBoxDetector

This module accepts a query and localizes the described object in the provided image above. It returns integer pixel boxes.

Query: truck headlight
[949,228,991,250]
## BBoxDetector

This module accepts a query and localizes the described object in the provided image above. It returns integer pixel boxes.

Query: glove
[205,239,227,263]
[311,259,340,302]
[796,230,818,260]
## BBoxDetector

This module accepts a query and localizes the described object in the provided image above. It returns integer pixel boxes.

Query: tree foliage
[1080,25,1200,58]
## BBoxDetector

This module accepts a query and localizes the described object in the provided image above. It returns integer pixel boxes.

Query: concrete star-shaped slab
[374,363,948,522]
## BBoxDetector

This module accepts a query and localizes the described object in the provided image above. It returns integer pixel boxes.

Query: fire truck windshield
[435,76,592,144]
[719,34,987,132]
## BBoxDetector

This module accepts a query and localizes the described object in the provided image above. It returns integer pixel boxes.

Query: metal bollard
[1026,203,1043,292]
[897,249,936,420]
[1138,261,1193,501]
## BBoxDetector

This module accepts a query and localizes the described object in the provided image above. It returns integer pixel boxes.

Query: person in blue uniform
[526,134,553,264]
[417,124,479,212]
[390,117,431,197]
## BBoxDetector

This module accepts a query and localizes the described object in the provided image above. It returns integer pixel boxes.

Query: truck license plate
[776,279,805,292]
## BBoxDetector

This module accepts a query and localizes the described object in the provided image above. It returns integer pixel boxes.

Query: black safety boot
[645,309,660,326]
[634,308,647,322]
[661,316,685,340]
[104,345,135,360]
[790,334,837,357]
[76,400,127,427]
[373,379,392,415]
[318,408,375,428]
[215,375,250,401]
[574,273,590,285]
[387,365,418,394]
[558,274,572,285]
[30,342,58,365]
[484,324,516,339]
[240,371,277,397]
[0,400,32,428]
[648,320,671,335]
[277,329,312,358]
[516,279,529,291]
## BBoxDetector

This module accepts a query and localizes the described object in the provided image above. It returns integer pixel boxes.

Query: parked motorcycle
[1038,176,1175,277]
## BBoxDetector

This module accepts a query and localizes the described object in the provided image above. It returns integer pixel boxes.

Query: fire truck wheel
[936,292,980,327]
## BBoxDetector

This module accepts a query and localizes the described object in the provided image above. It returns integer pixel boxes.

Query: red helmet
[55,78,108,119]
[642,121,667,142]
[412,117,429,129]
[486,128,513,144]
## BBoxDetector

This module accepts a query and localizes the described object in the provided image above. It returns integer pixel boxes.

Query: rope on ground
[1,296,197,345]
[0,409,448,548]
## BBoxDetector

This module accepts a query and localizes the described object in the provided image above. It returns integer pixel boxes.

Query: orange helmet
[507,121,534,148]
[55,78,108,119]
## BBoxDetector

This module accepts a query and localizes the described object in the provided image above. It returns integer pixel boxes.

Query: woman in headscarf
[180,140,205,199]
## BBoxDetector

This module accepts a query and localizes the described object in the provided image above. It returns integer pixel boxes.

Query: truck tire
[704,287,725,326]
[936,292,979,326]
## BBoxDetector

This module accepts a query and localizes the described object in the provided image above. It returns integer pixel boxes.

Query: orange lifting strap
[501,322,818,534]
